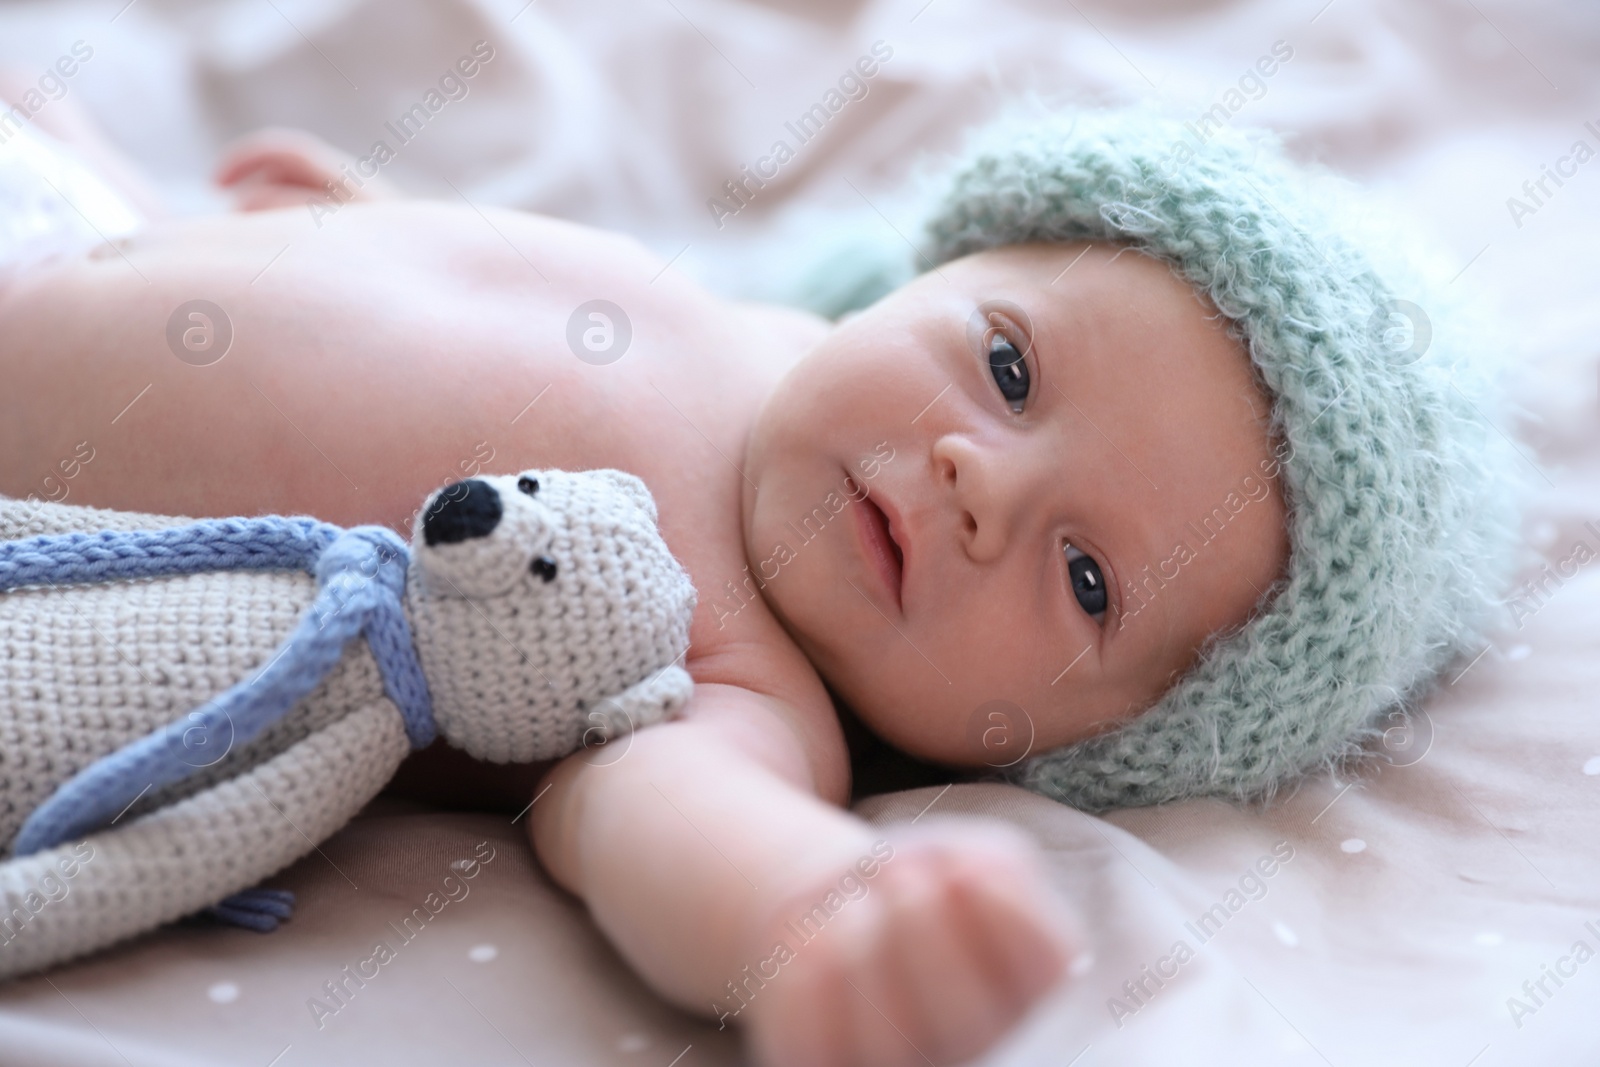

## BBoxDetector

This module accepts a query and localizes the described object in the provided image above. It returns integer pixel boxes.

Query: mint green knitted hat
[902,106,1522,811]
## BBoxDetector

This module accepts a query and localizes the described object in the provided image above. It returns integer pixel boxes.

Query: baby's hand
[214,127,401,211]
[740,818,1079,1067]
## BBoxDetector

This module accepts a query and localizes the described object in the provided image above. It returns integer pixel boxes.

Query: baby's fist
[741,818,1080,1067]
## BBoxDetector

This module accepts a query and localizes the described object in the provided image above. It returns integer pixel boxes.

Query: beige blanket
[1,0,1597,1063]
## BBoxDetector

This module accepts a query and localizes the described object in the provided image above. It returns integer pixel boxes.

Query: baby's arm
[531,675,1078,1067]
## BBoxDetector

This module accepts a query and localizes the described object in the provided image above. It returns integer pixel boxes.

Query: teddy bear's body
[0,526,376,857]
[0,469,696,980]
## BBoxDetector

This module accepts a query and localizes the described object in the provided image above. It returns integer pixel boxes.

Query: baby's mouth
[854,492,904,611]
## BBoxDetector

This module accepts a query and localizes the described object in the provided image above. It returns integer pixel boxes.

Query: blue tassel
[204,887,297,932]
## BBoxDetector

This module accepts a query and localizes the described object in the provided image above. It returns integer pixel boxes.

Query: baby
[0,82,1516,1067]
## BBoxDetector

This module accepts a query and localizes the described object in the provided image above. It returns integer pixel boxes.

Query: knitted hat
[894,105,1522,811]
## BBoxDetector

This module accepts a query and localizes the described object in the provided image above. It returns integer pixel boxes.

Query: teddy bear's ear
[587,469,658,524]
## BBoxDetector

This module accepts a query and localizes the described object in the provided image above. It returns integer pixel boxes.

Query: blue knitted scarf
[0,516,436,930]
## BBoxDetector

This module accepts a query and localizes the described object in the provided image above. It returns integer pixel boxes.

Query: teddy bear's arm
[0,699,409,981]
[579,663,694,744]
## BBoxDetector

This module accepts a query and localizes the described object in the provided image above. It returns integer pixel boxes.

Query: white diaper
[0,121,143,282]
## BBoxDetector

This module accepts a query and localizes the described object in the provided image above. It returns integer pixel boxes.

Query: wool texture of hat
[905,104,1525,811]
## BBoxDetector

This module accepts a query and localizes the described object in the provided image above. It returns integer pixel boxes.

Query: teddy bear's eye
[517,475,540,496]
[531,556,558,583]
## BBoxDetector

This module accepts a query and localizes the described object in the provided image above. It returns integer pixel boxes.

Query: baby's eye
[988,334,1030,413]
[1065,543,1107,620]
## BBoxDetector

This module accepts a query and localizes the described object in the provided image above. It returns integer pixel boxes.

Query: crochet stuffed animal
[0,468,696,981]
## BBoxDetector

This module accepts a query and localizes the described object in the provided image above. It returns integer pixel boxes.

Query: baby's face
[742,242,1290,768]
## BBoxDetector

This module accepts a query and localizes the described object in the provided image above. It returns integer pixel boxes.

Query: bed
[1,0,1597,1063]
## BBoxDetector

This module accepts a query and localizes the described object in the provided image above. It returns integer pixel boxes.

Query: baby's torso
[0,201,839,801]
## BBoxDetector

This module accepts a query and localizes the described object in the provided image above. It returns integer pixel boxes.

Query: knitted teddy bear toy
[0,468,697,981]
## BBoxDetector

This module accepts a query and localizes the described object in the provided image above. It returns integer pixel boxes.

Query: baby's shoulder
[684,591,850,803]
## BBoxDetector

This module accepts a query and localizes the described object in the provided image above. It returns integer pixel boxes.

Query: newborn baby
[0,86,1515,1067]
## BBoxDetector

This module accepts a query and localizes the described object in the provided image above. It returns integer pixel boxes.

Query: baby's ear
[583,665,693,742]
[587,469,658,523]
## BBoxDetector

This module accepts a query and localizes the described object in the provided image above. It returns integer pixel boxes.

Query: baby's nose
[423,479,502,545]
[933,433,1022,563]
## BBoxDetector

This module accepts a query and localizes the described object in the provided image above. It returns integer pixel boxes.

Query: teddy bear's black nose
[423,479,502,546]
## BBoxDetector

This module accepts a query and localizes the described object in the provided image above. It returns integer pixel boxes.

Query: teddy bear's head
[403,468,696,762]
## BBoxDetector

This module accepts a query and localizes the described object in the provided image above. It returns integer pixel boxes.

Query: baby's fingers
[821,892,934,1067]
[879,870,1010,1062]
[213,127,401,205]
[214,128,342,189]
[949,860,1075,1004]
[748,949,851,1067]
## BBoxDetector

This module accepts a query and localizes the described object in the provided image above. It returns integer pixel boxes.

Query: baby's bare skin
[0,131,1077,1067]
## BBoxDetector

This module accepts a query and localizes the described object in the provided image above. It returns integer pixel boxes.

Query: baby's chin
[757,587,997,766]
[852,696,999,770]
[758,603,905,742]
[801,651,974,767]
[829,649,1163,771]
